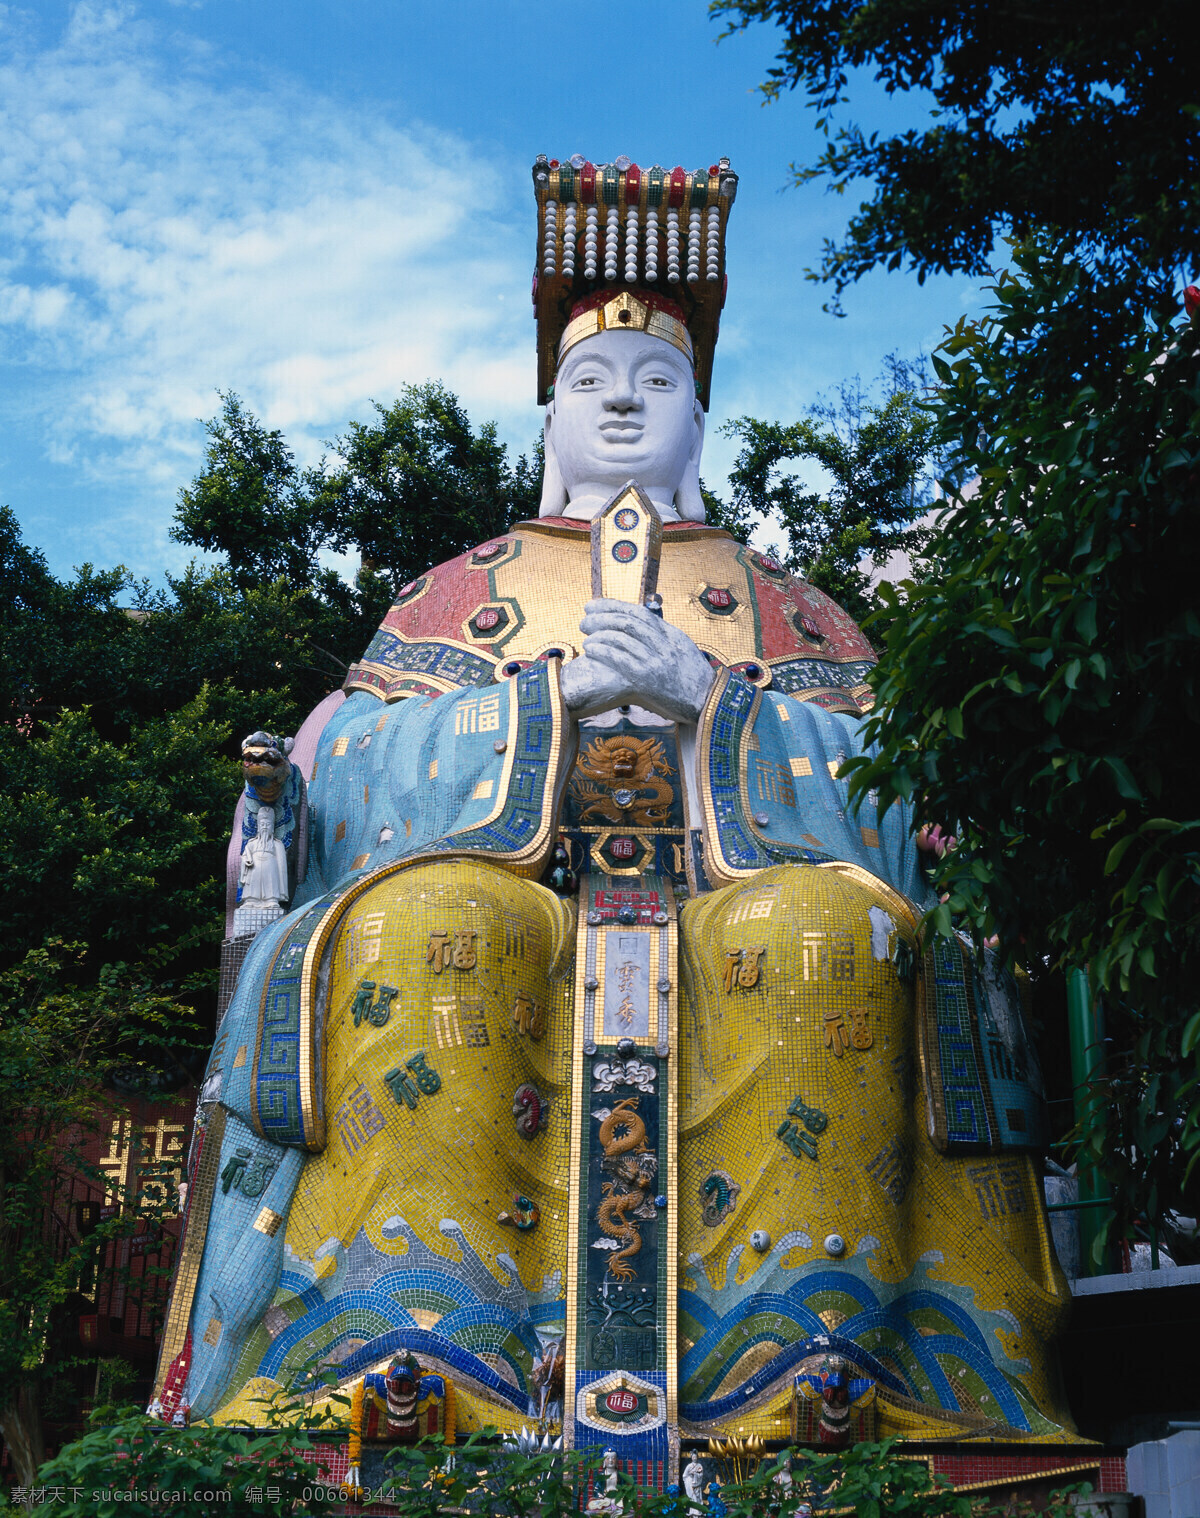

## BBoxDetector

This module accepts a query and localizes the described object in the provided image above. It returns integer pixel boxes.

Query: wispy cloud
[0,2,538,568]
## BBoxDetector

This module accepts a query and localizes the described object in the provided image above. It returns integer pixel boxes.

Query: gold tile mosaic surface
[205,858,1074,1445]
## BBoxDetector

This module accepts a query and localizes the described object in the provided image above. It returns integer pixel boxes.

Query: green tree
[41,1423,1056,1518]
[0,935,200,1487]
[324,382,543,589]
[0,695,232,1483]
[35,1406,343,1517]
[723,358,941,623]
[172,384,543,606]
[845,246,1200,1232]
[172,393,332,593]
[711,0,1199,303]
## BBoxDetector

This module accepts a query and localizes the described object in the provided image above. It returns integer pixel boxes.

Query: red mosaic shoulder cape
[346,519,874,713]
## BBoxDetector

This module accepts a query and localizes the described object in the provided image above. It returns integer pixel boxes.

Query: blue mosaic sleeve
[699,672,929,902]
[296,665,567,902]
[182,1112,306,1417]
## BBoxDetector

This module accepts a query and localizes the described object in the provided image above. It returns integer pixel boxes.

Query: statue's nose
[603,374,643,412]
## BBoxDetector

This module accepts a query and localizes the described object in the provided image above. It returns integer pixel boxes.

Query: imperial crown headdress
[532,154,738,411]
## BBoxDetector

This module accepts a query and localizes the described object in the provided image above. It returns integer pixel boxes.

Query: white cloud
[0,2,539,566]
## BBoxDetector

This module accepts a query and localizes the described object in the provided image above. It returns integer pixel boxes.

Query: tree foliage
[723,359,941,623]
[323,386,543,587]
[846,246,1200,1228]
[713,0,1200,1229]
[33,1406,344,1517]
[173,385,542,606]
[711,0,1200,302]
[0,929,205,1483]
[171,395,333,593]
[33,1421,1088,1518]
[0,530,245,1480]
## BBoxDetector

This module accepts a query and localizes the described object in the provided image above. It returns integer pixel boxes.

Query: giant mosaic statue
[155,156,1077,1478]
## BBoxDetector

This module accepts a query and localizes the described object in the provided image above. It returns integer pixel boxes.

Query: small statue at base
[682,1453,705,1516]
[230,730,304,940]
[585,1448,623,1515]
[340,1351,454,1502]
[771,1450,794,1507]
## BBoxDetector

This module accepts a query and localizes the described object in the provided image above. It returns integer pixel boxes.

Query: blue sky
[0,0,985,581]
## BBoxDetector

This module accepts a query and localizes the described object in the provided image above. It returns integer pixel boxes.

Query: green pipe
[1045,1196,1114,1212]
[1066,968,1113,1275]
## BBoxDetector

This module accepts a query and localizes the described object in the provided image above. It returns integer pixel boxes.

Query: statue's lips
[598,422,645,443]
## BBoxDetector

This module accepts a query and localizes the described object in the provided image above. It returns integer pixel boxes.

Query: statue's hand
[559,598,715,723]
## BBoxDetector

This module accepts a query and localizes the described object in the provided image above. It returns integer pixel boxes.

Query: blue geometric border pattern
[770,657,874,695]
[357,631,496,688]
[703,672,783,873]
[250,899,331,1146]
[422,666,559,861]
[927,935,994,1149]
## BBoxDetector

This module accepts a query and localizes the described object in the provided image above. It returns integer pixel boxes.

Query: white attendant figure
[682,1453,705,1514]
[585,1448,623,1515]
[233,807,289,935]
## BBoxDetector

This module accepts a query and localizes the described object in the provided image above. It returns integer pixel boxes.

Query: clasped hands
[558,598,715,724]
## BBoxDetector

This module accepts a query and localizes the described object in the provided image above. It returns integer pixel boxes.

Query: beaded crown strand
[531,154,738,411]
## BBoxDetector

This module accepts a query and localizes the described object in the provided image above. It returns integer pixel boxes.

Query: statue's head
[385,1352,421,1423]
[539,290,704,521]
[818,1354,850,1409]
[530,157,739,522]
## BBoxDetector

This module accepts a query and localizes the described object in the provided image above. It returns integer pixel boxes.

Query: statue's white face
[545,329,703,520]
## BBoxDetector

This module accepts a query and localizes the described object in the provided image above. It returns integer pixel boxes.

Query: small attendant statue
[237,806,289,908]
[231,729,304,938]
[682,1453,705,1516]
[585,1448,623,1515]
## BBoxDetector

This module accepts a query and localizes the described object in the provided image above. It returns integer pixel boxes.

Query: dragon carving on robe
[571,736,676,828]
[592,1097,659,1282]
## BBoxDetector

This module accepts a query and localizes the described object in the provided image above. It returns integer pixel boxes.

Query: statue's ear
[538,405,568,517]
[673,399,707,523]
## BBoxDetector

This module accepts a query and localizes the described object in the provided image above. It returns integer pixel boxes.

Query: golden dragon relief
[592,1097,658,1282]
[570,736,677,829]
